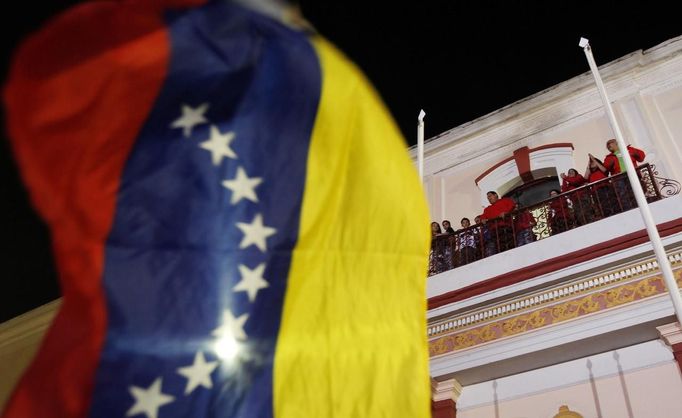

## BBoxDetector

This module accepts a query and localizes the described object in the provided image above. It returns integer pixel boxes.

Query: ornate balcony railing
[428,163,680,277]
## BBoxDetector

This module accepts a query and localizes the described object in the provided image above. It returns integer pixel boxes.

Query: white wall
[457,340,682,418]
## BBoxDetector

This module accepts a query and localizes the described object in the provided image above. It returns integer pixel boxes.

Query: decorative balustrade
[427,250,682,338]
[428,164,678,277]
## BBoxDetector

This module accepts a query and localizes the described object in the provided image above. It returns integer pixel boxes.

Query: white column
[656,322,682,371]
[431,377,463,404]
[431,378,462,417]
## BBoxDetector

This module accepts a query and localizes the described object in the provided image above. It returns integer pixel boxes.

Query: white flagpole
[579,37,682,326]
[418,109,426,182]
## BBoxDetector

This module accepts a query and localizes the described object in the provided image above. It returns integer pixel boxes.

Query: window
[503,176,560,207]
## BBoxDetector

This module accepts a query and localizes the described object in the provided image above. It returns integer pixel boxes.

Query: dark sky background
[1,0,680,322]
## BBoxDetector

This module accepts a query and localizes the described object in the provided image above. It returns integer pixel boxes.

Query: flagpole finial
[418,109,426,123]
[578,37,590,48]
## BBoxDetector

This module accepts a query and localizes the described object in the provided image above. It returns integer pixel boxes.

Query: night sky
[1,0,680,322]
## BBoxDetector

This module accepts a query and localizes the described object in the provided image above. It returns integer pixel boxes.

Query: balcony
[428,164,680,278]
[426,165,682,391]
[427,163,682,320]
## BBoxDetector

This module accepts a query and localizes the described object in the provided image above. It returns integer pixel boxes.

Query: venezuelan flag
[2,1,430,417]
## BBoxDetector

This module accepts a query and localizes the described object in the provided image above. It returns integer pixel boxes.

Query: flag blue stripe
[88,2,321,417]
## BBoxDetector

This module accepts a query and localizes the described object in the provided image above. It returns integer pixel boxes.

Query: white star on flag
[233,263,269,302]
[126,378,174,418]
[222,166,263,204]
[199,125,237,166]
[170,103,209,137]
[212,309,249,341]
[236,213,277,252]
[176,352,219,395]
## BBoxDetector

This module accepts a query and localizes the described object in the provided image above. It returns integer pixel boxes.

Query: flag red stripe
[2,2,178,416]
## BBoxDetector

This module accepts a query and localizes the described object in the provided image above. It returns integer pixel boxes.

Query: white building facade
[424,36,682,418]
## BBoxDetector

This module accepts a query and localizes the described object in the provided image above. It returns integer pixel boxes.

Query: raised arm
[628,145,646,162]
[590,154,608,174]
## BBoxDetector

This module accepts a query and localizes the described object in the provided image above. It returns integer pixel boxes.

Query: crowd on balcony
[429,139,652,276]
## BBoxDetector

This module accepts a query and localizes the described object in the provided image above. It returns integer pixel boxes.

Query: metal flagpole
[418,109,425,182]
[579,37,682,326]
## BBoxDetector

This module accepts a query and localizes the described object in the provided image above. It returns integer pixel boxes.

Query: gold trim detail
[429,270,682,357]
[428,253,682,338]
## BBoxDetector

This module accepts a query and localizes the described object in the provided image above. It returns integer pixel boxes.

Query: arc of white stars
[126,378,174,418]
[176,352,219,395]
[199,125,237,166]
[222,166,263,205]
[212,309,249,341]
[233,263,269,302]
[170,103,209,137]
[236,213,277,252]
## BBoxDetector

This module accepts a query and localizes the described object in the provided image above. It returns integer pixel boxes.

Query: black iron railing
[428,163,677,276]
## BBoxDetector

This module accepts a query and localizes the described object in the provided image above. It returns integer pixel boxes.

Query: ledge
[428,196,682,312]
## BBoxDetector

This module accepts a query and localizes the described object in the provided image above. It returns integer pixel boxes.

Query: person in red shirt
[480,191,516,254]
[548,189,573,235]
[585,154,608,183]
[585,154,616,218]
[603,139,646,175]
[560,168,587,192]
[474,215,492,258]
[560,168,593,225]
[603,139,645,212]
[514,208,536,247]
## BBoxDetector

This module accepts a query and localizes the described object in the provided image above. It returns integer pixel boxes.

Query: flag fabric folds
[2,1,431,417]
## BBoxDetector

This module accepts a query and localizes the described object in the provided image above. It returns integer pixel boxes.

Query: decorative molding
[431,377,463,402]
[473,143,575,204]
[431,294,676,379]
[428,252,682,337]
[637,62,682,96]
[528,146,574,180]
[657,322,682,346]
[475,160,519,205]
[475,143,575,185]
[429,269,682,357]
[474,155,517,185]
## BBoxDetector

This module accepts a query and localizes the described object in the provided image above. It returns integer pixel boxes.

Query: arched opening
[475,144,574,207]
[503,175,560,207]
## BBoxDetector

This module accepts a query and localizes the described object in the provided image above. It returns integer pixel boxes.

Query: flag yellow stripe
[274,36,431,417]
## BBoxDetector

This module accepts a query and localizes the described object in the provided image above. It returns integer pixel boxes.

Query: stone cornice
[427,252,682,358]
[428,251,682,338]
[430,291,674,378]
[411,35,682,177]
[657,322,682,346]
[431,377,463,402]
